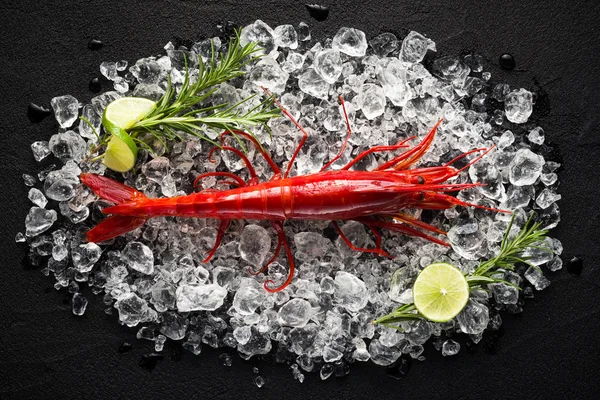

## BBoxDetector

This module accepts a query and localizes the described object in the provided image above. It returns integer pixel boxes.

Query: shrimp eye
[411,175,425,184]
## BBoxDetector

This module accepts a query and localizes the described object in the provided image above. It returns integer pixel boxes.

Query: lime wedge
[102,132,137,172]
[413,262,469,322]
[103,97,155,130]
[101,97,154,172]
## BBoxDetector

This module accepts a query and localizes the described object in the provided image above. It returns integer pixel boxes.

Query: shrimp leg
[247,222,284,276]
[193,172,247,189]
[220,130,282,178]
[203,219,231,263]
[263,221,295,293]
[263,87,309,178]
[321,96,353,171]
[332,221,390,257]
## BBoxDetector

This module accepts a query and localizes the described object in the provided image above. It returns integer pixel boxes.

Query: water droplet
[88,39,103,51]
[138,353,164,371]
[27,103,52,123]
[386,355,411,379]
[118,342,133,353]
[567,256,583,276]
[89,77,102,93]
[306,4,330,21]
[499,53,516,70]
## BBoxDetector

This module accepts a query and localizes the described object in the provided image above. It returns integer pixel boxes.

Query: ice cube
[114,292,157,327]
[51,95,79,128]
[528,126,545,145]
[298,68,330,99]
[31,141,51,162]
[100,61,118,81]
[447,218,485,260]
[249,57,289,94]
[160,311,189,340]
[368,339,401,366]
[535,188,561,209]
[274,24,298,49]
[297,22,311,42]
[239,224,271,266]
[332,27,368,57]
[334,271,368,312]
[130,58,162,85]
[313,49,342,84]
[524,266,550,290]
[72,242,102,273]
[28,188,47,208]
[441,339,460,356]
[293,232,330,260]
[457,300,489,335]
[504,88,533,124]
[233,278,267,315]
[240,20,276,55]
[176,283,227,311]
[400,31,435,63]
[509,148,544,186]
[49,130,87,162]
[122,241,154,275]
[369,32,399,57]
[278,298,312,327]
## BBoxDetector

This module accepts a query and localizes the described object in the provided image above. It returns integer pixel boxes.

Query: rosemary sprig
[373,212,550,329]
[128,31,280,149]
[470,213,549,280]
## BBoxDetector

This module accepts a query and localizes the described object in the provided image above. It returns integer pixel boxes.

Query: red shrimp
[81,93,506,292]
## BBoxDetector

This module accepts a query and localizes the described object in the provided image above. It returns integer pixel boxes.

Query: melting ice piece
[72,293,88,316]
[25,207,57,237]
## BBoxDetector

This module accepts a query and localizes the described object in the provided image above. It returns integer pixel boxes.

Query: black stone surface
[1,1,599,399]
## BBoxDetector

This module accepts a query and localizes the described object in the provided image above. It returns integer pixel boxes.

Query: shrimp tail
[80,173,147,204]
[80,173,148,243]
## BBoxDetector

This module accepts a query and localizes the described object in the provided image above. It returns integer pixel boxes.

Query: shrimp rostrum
[81,94,505,292]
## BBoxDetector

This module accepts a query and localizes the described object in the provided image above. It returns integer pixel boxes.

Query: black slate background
[1,1,599,399]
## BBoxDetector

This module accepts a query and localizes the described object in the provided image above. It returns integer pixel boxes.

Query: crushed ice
[21,20,562,382]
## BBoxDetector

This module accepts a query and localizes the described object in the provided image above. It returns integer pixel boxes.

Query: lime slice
[103,97,155,130]
[102,132,137,172]
[413,262,469,322]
